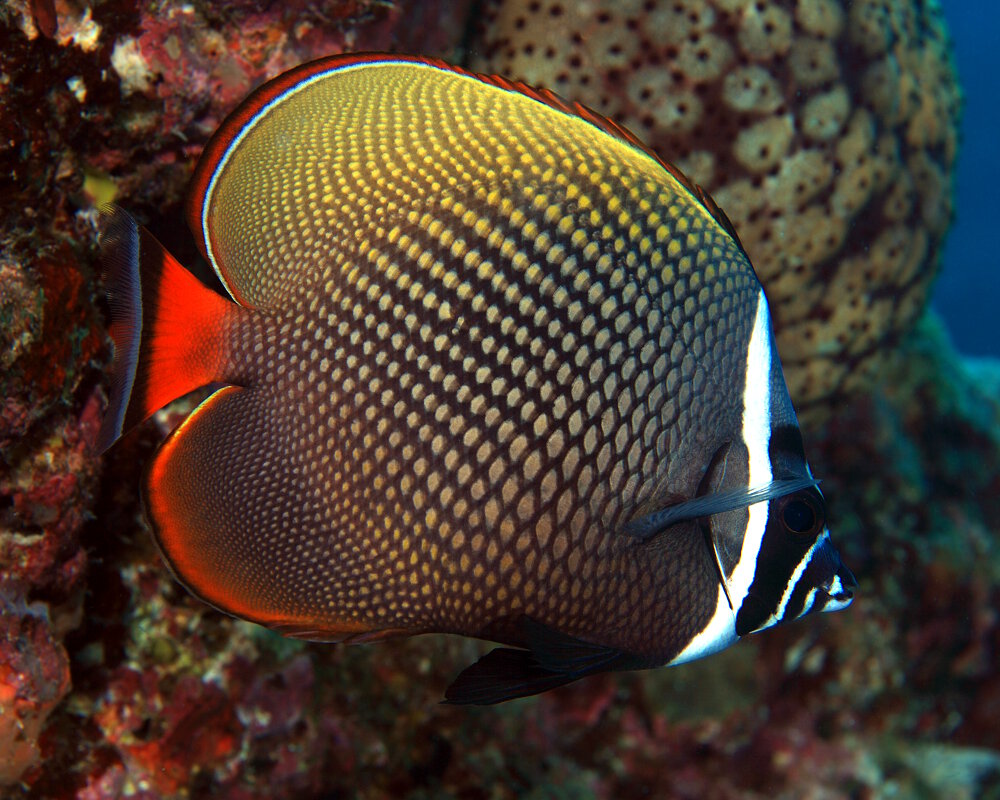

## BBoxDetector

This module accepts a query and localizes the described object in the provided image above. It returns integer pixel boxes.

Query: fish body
[98,54,855,704]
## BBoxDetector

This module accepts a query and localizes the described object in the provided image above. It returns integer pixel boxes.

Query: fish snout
[818,551,857,612]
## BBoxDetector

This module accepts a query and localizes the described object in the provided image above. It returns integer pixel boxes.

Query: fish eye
[779,493,824,536]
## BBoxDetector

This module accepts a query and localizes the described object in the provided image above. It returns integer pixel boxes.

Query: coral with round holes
[469,0,960,423]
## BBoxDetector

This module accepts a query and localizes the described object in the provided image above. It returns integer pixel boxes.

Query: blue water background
[932,3,1000,357]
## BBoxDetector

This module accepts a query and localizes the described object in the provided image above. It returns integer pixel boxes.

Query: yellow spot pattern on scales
[118,57,761,666]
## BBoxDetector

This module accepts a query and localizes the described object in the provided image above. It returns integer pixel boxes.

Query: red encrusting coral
[0,607,72,785]
[93,668,242,796]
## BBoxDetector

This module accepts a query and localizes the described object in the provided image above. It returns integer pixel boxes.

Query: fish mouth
[818,557,857,612]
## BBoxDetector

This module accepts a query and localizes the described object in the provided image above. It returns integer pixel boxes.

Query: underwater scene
[0,0,998,797]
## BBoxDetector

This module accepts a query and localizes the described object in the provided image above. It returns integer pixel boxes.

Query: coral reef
[1,0,471,235]
[2,0,997,798]
[0,604,71,785]
[0,0,470,791]
[468,0,961,423]
[0,228,103,788]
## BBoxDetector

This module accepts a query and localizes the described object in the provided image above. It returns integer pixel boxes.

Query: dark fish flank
[153,61,759,661]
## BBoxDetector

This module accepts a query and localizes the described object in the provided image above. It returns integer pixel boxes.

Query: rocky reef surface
[1,1,997,797]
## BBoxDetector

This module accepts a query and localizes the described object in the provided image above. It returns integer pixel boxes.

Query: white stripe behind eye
[728,289,774,614]
[668,584,738,665]
[668,289,775,659]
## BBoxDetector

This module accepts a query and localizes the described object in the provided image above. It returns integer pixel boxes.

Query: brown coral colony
[470,0,960,421]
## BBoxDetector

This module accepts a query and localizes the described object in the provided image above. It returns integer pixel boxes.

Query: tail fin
[96,206,237,453]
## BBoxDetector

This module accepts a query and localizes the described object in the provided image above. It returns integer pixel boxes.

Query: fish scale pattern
[156,61,761,659]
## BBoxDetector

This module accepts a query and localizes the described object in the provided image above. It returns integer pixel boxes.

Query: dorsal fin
[185,52,749,270]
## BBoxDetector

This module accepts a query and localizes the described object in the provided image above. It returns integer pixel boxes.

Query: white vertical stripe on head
[728,289,774,613]
[668,584,738,665]
[669,289,775,661]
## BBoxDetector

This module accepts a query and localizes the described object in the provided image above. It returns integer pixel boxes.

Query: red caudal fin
[96,206,237,453]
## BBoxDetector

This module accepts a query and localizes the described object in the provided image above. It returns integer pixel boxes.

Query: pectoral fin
[623,477,819,542]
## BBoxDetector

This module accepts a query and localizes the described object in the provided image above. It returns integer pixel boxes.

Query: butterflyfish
[97,54,856,705]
